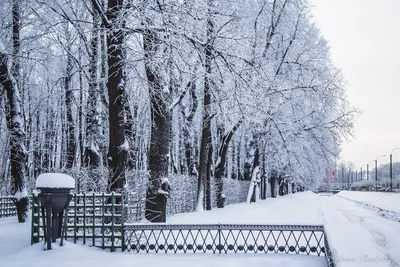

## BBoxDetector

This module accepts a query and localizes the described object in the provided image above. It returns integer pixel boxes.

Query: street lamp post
[360,164,368,181]
[375,160,378,192]
[367,164,369,180]
[341,164,345,189]
[375,155,386,192]
[390,148,400,192]
[348,168,351,189]
[361,166,363,181]
[390,154,392,191]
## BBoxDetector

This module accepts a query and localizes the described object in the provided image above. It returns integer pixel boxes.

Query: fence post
[324,229,335,267]
[30,194,40,244]
[218,223,221,254]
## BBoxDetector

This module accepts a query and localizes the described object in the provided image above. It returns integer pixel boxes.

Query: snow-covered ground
[318,194,400,267]
[1,191,400,267]
[336,191,400,222]
[167,191,322,225]
[337,191,400,213]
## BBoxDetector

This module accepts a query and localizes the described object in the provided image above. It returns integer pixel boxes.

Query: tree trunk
[0,47,28,222]
[43,108,50,171]
[278,174,284,196]
[244,133,260,182]
[102,0,128,192]
[143,30,171,222]
[243,138,253,181]
[181,76,198,176]
[205,146,213,210]
[33,110,41,179]
[197,2,214,210]
[11,0,20,85]
[270,169,277,198]
[2,0,28,222]
[77,45,84,192]
[231,140,236,179]
[85,6,101,170]
[260,141,267,200]
[252,138,260,172]
[100,30,109,167]
[237,139,243,180]
[65,51,76,170]
[214,119,242,208]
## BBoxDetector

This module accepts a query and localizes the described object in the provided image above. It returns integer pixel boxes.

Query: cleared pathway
[318,194,400,267]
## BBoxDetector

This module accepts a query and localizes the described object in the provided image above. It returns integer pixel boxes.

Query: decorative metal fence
[28,191,335,267]
[0,196,17,218]
[31,192,123,251]
[123,224,334,267]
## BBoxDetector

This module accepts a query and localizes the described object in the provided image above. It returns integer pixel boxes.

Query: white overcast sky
[309,0,400,168]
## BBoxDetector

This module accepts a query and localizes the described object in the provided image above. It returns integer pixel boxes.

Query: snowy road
[336,191,400,214]
[318,194,400,267]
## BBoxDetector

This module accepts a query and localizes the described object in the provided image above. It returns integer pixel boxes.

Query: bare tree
[91,0,128,192]
[143,26,171,222]
[1,38,28,222]
[197,0,215,211]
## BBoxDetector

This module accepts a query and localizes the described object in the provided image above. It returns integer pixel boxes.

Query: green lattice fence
[31,192,123,251]
[0,196,17,218]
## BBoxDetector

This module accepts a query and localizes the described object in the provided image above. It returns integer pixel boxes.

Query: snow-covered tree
[0,0,356,222]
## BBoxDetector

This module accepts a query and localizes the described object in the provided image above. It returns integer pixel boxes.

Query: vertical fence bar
[92,193,96,246]
[31,195,40,244]
[111,192,115,252]
[83,193,86,244]
[30,196,34,244]
[74,194,77,243]
[218,224,221,254]
[324,231,335,267]
[121,192,125,252]
[102,193,105,249]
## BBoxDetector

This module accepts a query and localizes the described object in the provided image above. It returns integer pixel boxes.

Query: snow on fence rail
[122,224,334,267]
[31,192,124,251]
[0,196,17,218]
